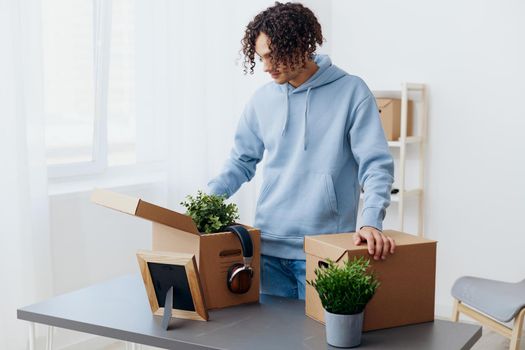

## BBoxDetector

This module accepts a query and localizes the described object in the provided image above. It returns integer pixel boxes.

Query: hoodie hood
[280,54,347,149]
[292,54,347,92]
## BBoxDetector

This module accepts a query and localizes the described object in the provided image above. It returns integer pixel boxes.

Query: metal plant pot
[324,309,364,348]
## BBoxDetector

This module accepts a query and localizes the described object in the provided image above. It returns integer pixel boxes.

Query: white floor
[471,327,524,350]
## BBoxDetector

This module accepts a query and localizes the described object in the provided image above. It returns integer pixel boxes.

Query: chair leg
[510,308,525,350]
[451,298,460,322]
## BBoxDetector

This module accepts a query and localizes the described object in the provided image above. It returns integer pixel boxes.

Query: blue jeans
[260,254,306,300]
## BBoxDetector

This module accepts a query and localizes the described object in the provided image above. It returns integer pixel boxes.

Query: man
[207,2,395,300]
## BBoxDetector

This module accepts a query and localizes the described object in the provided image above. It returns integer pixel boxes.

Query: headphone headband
[225,225,253,258]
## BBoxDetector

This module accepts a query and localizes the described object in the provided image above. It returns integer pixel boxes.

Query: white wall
[331,0,525,316]
[46,182,165,348]
[49,183,164,295]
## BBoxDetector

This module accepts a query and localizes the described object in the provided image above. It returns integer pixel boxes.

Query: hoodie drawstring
[281,90,289,136]
[304,87,312,150]
[281,86,313,151]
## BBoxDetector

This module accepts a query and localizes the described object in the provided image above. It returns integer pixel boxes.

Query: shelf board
[391,188,422,202]
[360,188,422,203]
[373,84,425,100]
[388,136,422,147]
[405,83,426,91]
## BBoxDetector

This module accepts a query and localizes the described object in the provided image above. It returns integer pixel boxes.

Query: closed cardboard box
[376,98,414,141]
[91,189,260,310]
[305,230,436,331]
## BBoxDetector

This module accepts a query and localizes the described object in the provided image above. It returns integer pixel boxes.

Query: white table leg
[126,342,142,350]
[46,326,54,350]
[28,322,36,350]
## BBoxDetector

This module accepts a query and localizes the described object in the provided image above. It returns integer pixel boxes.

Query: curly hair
[241,2,323,74]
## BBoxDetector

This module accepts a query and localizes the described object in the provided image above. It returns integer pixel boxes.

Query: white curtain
[0,0,53,348]
[164,0,273,221]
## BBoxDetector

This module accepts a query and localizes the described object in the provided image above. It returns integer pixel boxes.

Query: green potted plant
[308,257,379,348]
[180,190,240,234]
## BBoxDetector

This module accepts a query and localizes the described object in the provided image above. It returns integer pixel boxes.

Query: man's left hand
[354,226,396,261]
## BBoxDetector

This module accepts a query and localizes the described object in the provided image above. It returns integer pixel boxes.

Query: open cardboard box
[91,188,260,310]
[305,230,436,331]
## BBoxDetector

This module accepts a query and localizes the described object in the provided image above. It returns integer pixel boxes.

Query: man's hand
[354,226,395,261]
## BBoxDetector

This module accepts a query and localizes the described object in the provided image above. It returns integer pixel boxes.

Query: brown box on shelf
[376,98,414,141]
[91,188,260,310]
[305,230,436,331]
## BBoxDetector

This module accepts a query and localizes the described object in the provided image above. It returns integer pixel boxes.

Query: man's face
[255,32,301,85]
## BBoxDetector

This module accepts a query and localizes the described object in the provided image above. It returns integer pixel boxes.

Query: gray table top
[18,274,481,350]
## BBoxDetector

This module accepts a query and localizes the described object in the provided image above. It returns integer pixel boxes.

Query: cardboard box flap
[305,230,436,261]
[376,98,394,109]
[91,188,140,215]
[91,188,199,235]
[304,234,349,262]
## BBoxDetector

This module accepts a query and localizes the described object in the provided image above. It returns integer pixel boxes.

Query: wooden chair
[451,276,525,350]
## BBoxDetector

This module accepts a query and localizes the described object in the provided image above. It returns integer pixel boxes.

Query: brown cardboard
[376,98,414,141]
[91,188,260,310]
[305,230,436,331]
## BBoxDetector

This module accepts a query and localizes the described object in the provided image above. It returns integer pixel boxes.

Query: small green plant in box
[180,190,239,234]
[308,256,379,348]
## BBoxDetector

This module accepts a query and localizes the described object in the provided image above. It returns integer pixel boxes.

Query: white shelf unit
[373,83,428,237]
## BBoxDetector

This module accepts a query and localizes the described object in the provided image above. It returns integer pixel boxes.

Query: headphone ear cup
[227,263,244,293]
[227,263,243,280]
[227,263,252,294]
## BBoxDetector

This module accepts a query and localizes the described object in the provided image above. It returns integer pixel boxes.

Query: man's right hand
[354,226,396,261]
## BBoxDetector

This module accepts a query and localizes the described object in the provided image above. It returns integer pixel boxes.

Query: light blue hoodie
[208,54,394,260]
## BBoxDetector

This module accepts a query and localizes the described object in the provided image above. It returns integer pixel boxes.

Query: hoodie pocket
[257,174,278,206]
[255,172,340,237]
[324,174,339,217]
